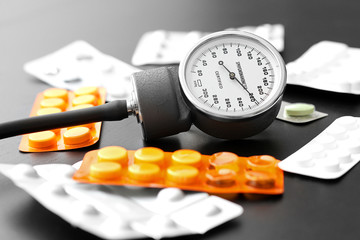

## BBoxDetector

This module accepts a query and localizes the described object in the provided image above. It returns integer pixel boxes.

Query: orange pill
[90,162,122,180]
[28,131,57,148]
[63,127,91,145]
[40,98,66,111]
[134,147,164,165]
[72,94,97,107]
[43,88,68,101]
[171,149,202,167]
[245,171,275,189]
[74,86,98,97]
[97,146,128,165]
[36,107,62,115]
[209,152,240,172]
[128,163,160,182]
[247,155,276,171]
[70,104,94,110]
[167,165,199,185]
[206,168,237,188]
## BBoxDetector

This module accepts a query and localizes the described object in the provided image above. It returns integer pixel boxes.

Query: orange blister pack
[19,87,106,152]
[73,146,284,194]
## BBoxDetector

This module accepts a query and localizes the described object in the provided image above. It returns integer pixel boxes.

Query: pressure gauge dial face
[179,31,286,120]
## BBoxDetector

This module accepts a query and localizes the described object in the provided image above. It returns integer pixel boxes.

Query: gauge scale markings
[189,42,275,113]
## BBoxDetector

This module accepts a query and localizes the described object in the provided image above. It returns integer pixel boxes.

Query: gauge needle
[218,61,259,104]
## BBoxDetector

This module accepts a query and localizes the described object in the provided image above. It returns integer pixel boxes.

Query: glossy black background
[1,1,360,239]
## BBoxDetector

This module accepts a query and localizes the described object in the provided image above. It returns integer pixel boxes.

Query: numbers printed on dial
[189,42,275,113]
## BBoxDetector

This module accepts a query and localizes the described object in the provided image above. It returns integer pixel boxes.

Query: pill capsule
[307,144,326,158]
[333,150,352,164]
[71,103,95,110]
[97,146,128,165]
[157,188,185,202]
[284,103,315,116]
[293,153,314,167]
[128,163,160,182]
[205,205,222,217]
[36,107,62,115]
[206,168,237,188]
[90,162,122,180]
[63,127,91,145]
[335,116,358,130]
[40,98,66,111]
[134,147,165,166]
[346,141,360,154]
[315,135,337,149]
[166,165,199,185]
[28,131,57,148]
[43,88,68,101]
[101,217,131,231]
[72,201,100,216]
[72,94,97,107]
[171,149,202,167]
[246,156,276,188]
[326,125,348,140]
[74,86,99,97]
[47,183,68,196]
[208,152,240,172]
[247,155,277,171]
[13,164,39,178]
[146,215,176,229]
[321,158,341,172]
[245,171,275,189]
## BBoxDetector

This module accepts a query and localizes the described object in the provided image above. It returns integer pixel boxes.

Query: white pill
[294,153,314,167]
[321,158,341,172]
[307,144,326,158]
[13,164,39,178]
[205,204,222,217]
[348,128,360,139]
[45,183,68,196]
[333,150,352,164]
[72,201,100,216]
[335,116,358,130]
[147,215,176,229]
[346,141,360,154]
[101,216,130,230]
[157,188,184,202]
[315,135,337,149]
[326,125,348,140]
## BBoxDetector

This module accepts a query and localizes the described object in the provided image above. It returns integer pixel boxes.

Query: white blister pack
[286,41,360,95]
[24,41,141,101]
[0,162,243,239]
[131,24,285,66]
[279,116,360,179]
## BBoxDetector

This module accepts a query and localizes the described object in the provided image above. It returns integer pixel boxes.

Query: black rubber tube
[0,100,128,139]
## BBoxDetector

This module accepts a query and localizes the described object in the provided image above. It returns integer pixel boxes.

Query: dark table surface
[1,0,360,239]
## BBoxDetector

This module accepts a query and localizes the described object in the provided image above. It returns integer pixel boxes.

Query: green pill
[285,103,315,117]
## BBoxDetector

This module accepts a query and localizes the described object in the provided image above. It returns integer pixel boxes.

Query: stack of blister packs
[0,163,243,239]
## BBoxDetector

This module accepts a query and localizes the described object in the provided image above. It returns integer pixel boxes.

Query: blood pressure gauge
[132,31,287,140]
[177,31,286,139]
[0,31,286,141]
